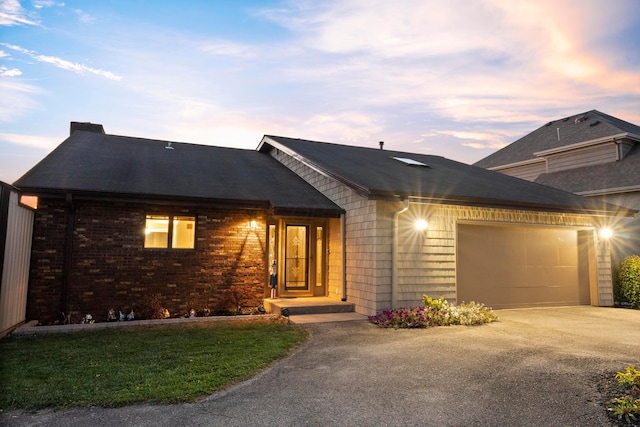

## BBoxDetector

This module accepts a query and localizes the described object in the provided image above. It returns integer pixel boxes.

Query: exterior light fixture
[250,220,257,230]
[415,219,428,231]
[599,228,613,239]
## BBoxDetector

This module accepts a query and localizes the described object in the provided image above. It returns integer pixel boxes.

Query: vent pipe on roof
[379,141,384,150]
[557,128,560,141]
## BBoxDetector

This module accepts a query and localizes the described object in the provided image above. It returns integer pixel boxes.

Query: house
[474,110,640,261]
[13,122,634,324]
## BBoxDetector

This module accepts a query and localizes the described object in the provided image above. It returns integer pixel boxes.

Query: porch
[264,297,367,324]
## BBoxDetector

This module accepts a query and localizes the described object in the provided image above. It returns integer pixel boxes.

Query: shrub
[217,285,263,314]
[618,255,640,309]
[368,295,497,329]
[136,295,169,320]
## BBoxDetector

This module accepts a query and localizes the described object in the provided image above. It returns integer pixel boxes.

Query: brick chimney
[70,122,105,135]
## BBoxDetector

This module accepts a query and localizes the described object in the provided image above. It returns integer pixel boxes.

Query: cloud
[199,40,256,58]
[0,132,59,149]
[0,65,21,76]
[73,8,95,24]
[259,0,640,129]
[35,54,121,80]
[0,78,43,121]
[0,0,41,26]
[32,0,65,9]
[1,43,122,80]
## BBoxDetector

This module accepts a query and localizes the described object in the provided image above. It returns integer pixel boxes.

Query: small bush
[136,295,169,320]
[217,285,263,314]
[618,255,640,309]
[368,295,497,329]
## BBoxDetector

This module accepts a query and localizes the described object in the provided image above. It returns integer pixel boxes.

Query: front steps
[264,296,355,315]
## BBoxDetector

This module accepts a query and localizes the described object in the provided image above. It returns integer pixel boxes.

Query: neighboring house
[13,122,634,324]
[0,182,34,336]
[474,110,640,262]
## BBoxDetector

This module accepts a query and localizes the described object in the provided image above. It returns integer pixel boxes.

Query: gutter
[391,199,409,308]
[341,213,347,301]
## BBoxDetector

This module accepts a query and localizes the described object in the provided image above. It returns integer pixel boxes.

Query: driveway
[2,307,640,426]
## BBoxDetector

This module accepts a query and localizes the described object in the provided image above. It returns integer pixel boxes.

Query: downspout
[341,213,347,301]
[392,198,409,308]
[61,192,75,317]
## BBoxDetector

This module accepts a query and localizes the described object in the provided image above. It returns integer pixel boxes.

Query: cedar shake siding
[28,198,268,325]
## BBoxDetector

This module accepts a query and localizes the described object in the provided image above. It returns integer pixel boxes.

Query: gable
[260,135,633,217]
[475,110,640,170]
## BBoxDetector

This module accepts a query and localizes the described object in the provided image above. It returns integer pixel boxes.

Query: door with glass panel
[279,222,326,297]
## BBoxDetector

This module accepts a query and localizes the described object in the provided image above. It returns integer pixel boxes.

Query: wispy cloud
[199,40,256,58]
[73,8,95,24]
[1,42,122,80]
[0,65,21,76]
[0,132,60,149]
[0,0,41,26]
[32,0,65,9]
[0,79,43,121]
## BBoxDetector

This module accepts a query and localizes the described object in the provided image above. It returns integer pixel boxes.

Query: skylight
[391,157,430,167]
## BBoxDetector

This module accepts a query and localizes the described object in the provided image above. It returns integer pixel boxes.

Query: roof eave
[259,136,373,198]
[533,132,640,157]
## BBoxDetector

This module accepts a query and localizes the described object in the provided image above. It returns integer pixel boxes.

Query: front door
[269,220,326,297]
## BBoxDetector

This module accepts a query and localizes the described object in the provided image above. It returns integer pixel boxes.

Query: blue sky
[1,0,639,183]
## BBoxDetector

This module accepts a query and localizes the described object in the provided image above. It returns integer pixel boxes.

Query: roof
[535,142,640,194]
[13,130,343,217]
[474,110,640,169]
[260,135,633,216]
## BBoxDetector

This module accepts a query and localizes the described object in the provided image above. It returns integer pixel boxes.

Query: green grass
[0,318,308,411]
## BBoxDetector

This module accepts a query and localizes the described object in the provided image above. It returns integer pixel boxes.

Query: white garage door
[457,224,591,309]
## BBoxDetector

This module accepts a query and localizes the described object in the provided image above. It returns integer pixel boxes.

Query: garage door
[457,224,590,309]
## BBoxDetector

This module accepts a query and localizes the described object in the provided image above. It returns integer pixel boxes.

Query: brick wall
[28,198,268,324]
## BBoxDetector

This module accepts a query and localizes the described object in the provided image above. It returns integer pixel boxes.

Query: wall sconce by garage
[415,219,428,231]
[249,220,257,230]
[599,228,613,239]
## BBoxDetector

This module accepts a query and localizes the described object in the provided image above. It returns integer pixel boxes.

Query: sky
[1,0,639,184]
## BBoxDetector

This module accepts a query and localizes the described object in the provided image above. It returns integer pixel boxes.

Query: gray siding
[547,143,617,173]
[393,204,613,308]
[496,161,546,181]
[270,149,615,315]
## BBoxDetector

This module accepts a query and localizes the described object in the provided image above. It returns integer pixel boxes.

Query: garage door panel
[457,224,590,309]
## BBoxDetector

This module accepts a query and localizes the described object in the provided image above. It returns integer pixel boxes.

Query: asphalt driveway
[2,306,640,426]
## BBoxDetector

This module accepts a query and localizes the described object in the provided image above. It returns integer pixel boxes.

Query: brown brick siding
[28,198,269,324]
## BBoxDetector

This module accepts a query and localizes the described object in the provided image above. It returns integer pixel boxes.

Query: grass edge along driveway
[0,318,308,411]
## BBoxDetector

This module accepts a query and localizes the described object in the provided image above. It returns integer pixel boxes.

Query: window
[144,214,196,249]
[391,156,430,167]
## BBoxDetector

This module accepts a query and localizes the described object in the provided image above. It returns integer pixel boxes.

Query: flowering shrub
[608,366,640,423]
[368,295,497,329]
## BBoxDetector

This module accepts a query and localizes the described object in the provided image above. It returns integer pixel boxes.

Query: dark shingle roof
[13,131,343,216]
[535,143,640,194]
[261,135,632,216]
[474,110,640,169]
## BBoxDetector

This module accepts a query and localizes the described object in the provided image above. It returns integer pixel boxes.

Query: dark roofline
[259,135,634,217]
[16,187,343,218]
[16,187,272,210]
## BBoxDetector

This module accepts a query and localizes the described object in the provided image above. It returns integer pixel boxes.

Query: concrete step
[264,297,355,316]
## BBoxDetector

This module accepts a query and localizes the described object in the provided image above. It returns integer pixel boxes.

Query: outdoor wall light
[599,228,613,239]
[415,219,428,231]
[250,220,257,230]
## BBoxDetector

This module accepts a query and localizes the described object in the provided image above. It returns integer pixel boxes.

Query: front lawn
[0,318,308,411]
